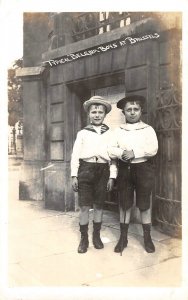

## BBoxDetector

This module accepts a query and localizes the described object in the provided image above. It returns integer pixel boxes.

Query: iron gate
[155,83,182,237]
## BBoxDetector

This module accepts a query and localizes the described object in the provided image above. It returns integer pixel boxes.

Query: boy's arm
[98,129,123,161]
[132,127,158,159]
[109,159,118,179]
[108,146,124,160]
[107,159,118,192]
[71,131,82,177]
[107,129,125,160]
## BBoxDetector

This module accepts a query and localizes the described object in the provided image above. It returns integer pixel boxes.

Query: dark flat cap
[117,95,146,109]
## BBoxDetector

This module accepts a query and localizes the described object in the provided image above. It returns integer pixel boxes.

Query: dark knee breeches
[117,160,155,211]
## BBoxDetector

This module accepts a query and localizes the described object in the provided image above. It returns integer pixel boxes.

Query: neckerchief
[84,124,109,134]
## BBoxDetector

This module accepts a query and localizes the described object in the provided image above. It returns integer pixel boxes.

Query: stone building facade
[17,12,182,237]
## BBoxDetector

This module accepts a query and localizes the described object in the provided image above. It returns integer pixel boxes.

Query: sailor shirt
[71,124,118,178]
[108,121,158,163]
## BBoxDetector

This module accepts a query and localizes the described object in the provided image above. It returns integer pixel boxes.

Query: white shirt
[71,124,118,178]
[108,121,158,163]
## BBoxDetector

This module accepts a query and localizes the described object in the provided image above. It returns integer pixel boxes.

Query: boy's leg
[78,206,90,254]
[93,204,104,249]
[93,204,103,223]
[119,206,131,223]
[79,205,90,225]
[115,162,134,254]
[92,164,109,249]
[114,207,131,254]
[136,162,155,253]
[140,207,151,224]
[77,161,95,253]
[140,207,155,253]
[138,189,155,254]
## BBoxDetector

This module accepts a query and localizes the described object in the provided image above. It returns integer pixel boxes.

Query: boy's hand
[107,178,115,192]
[72,177,78,192]
[122,150,135,162]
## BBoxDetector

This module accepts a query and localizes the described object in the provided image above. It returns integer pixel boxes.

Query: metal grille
[155,83,182,237]
[48,12,155,49]
[72,12,152,42]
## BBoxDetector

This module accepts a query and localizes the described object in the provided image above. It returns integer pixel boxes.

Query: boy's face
[88,104,106,126]
[123,101,142,124]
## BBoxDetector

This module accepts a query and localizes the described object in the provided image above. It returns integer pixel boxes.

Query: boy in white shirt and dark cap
[108,95,158,255]
[71,96,117,254]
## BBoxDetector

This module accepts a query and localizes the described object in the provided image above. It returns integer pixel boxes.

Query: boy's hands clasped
[121,149,135,162]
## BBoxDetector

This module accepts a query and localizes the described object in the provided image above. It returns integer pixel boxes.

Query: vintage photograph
[2,5,187,300]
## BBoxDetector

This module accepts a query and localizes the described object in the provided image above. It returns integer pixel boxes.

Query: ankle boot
[114,223,129,254]
[92,222,104,249]
[78,224,89,254]
[142,223,155,253]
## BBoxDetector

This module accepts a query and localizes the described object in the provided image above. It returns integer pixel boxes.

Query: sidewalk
[8,160,182,287]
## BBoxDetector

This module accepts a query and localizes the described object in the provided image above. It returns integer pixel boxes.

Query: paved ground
[6,158,182,291]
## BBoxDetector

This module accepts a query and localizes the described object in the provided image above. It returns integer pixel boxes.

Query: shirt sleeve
[70,131,82,177]
[107,129,124,160]
[109,159,118,179]
[133,126,158,159]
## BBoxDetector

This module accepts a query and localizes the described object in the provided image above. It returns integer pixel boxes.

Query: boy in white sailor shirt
[108,95,158,254]
[71,96,117,254]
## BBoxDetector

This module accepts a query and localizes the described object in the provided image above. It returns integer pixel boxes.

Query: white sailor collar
[84,124,109,134]
[119,121,149,131]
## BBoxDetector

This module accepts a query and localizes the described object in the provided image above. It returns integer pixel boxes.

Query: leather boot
[142,223,155,253]
[92,222,104,249]
[114,223,129,254]
[78,224,89,254]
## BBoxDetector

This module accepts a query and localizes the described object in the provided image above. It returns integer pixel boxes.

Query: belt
[82,157,108,163]
[119,158,148,165]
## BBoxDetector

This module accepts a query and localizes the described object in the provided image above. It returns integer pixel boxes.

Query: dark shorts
[117,160,155,211]
[78,160,110,207]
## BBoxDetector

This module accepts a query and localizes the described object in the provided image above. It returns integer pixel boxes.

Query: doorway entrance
[91,84,125,129]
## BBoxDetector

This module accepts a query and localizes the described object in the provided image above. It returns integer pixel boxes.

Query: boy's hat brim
[83,96,111,114]
[117,95,146,109]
